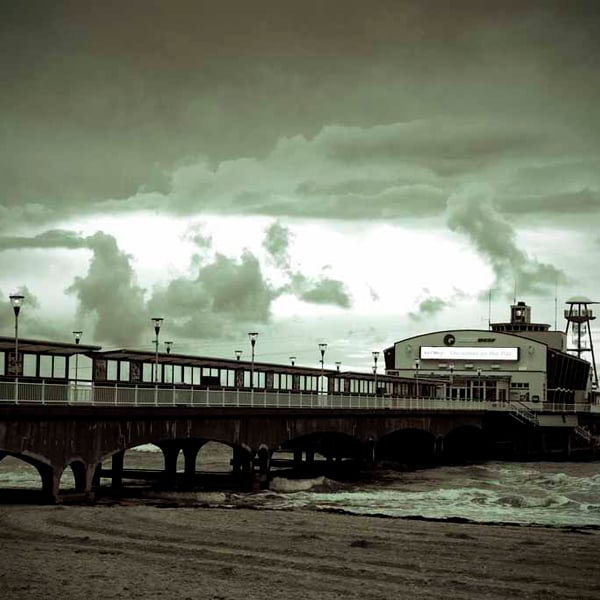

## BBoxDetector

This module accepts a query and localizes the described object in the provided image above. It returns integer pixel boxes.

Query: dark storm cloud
[263,221,291,270]
[0,223,352,345]
[147,250,278,339]
[262,221,352,308]
[66,232,148,346]
[2,1,600,227]
[0,230,88,251]
[295,276,352,309]
[501,189,600,216]
[446,186,566,296]
[409,296,448,321]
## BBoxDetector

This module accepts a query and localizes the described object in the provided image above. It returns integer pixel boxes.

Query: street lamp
[335,361,341,372]
[289,356,296,366]
[248,332,258,389]
[164,341,173,354]
[477,367,482,402]
[73,330,82,401]
[318,343,327,394]
[449,363,455,400]
[151,317,163,384]
[235,349,242,361]
[10,294,24,403]
[414,358,420,398]
[372,351,379,396]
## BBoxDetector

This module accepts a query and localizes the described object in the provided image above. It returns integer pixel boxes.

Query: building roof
[0,336,101,355]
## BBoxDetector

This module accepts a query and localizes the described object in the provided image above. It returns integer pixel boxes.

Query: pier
[1,382,598,503]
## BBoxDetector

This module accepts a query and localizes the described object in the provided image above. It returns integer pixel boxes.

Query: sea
[1,443,599,528]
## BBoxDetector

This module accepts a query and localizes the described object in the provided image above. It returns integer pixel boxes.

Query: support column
[38,463,59,504]
[231,446,252,474]
[182,441,202,486]
[92,463,102,488]
[293,449,303,469]
[111,450,125,489]
[435,436,444,461]
[253,447,270,490]
[361,438,376,470]
[70,461,87,493]
[157,441,181,486]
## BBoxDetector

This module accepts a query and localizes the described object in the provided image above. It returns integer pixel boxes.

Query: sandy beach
[0,503,598,600]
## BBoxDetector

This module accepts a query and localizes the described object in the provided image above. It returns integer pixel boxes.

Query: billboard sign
[420,346,519,361]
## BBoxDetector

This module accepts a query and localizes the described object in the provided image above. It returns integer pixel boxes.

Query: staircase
[573,426,600,446]
[508,401,539,426]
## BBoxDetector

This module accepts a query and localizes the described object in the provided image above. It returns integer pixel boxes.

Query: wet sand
[0,504,598,599]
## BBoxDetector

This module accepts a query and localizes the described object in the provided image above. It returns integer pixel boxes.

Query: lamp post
[318,343,327,394]
[73,330,82,402]
[289,356,296,366]
[372,351,379,396]
[248,332,258,389]
[151,317,163,384]
[449,363,454,401]
[477,367,482,402]
[10,294,24,403]
[235,350,242,361]
[335,361,341,372]
[414,358,420,398]
[164,341,173,355]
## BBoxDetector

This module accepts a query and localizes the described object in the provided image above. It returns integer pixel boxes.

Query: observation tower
[564,296,598,388]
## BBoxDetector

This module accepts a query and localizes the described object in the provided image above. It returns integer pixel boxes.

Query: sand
[0,504,599,600]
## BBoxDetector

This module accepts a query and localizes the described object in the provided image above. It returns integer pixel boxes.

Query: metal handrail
[0,381,592,415]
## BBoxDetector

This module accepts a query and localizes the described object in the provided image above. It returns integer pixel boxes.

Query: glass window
[229,369,235,387]
[53,356,66,378]
[173,365,182,383]
[119,361,130,382]
[142,363,153,382]
[279,374,292,390]
[40,355,52,378]
[253,371,265,388]
[183,366,192,384]
[107,360,118,380]
[0,351,4,376]
[164,364,173,383]
[192,367,201,385]
[243,371,251,387]
[23,353,37,377]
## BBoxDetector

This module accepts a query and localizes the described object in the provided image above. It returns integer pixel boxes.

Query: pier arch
[375,428,436,466]
[443,425,486,462]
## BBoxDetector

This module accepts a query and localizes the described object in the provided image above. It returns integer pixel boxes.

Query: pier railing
[0,380,593,415]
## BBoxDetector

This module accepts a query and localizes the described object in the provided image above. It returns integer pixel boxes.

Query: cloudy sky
[1,1,599,371]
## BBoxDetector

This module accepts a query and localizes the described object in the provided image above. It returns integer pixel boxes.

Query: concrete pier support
[111,450,125,489]
[293,449,303,469]
[362,438,376,469]
[254,447,270,490]
[182,441,202,483]
[231,446,252,474]
[92,463,102,488]
[69,461,87,493]
[156,441,181,484]
[38,462,59,504]
[435,436,444,459]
